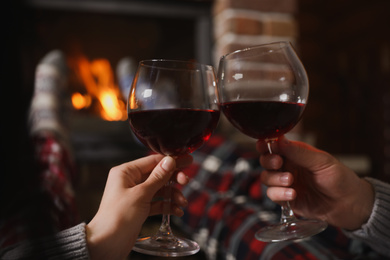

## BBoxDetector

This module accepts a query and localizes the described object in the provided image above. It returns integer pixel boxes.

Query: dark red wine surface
[128,108,220,155]
[220,101,305,139]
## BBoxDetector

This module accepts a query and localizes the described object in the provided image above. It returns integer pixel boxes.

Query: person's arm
[257,137,390,255]
[0,223,89,259]
[86,154,191,260]
[344,177,390,256]
[0,155,191,260]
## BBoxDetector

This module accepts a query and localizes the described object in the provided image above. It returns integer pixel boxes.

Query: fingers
[144,155,192,188]
[261,170,294,187]
[115,154,192,186]
[120,154,165,179]
[267,187,296,201]
[261,170,295,201]
[171,154,192,185]
[257,135,336,172]
[150,187,188,217]
[152,187,188,207]
[260,154,283,170]
[136,154,192,204]
[174,171,190,186]
[257,138,298,203]
[142,156,177,196]
[110,154,192,216]
[171,187,188,208]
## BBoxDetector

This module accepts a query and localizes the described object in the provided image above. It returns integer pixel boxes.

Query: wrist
[86,220,109,260]
[346,178,374,231]
[86,219,124,260]
[86,212,143,260]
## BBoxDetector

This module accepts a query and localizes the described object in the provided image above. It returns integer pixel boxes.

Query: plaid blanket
[175,135,386,260]
[2,130,387,259]
[0,132,78,249]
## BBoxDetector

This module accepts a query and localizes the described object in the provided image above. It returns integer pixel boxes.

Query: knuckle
[152,168,168,183]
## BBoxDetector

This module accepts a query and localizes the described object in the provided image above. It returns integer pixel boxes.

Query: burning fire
[71,92,91,110]
[71,56,127,121]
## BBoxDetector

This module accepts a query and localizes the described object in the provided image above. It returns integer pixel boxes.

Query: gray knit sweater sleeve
[344,177,390,256]
[0,223,90,260]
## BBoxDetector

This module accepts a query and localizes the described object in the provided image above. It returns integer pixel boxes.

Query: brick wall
[212,0,298,64]
[211,0,302,148]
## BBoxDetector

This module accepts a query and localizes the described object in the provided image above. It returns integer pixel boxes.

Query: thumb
[142,156,176,196]
[278,136,337,172]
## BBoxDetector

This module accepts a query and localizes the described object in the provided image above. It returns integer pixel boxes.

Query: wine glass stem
[280,201,297,223]
[265,138,277,154]
[154,181,175,240]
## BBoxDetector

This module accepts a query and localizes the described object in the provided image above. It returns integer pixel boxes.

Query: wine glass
[217,42,327,242]
[127,59,220,256]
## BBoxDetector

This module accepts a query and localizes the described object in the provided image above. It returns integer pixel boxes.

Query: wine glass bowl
[129,60,219,157]
[218,42,308,141]
[127,59,220,256]
[217,42,327,242]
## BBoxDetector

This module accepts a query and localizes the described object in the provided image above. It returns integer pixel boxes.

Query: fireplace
[20,0,212,158]
[18,0,213,220]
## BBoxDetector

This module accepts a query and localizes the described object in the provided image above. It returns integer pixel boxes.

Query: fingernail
[162,156,175,171]
[280,174,290,185]
[285,189,294,200]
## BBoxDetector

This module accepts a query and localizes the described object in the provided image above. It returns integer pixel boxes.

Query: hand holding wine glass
[257,136,375,232]
[86,154,192,260]
[217,42,327,242]
[127,60,220,256]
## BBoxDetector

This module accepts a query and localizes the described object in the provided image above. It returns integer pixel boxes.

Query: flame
[98,89,126,121]
[72,56,126,121]
[71,92,92,110]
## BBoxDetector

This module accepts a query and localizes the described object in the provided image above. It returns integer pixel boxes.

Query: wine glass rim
[139,59,214,71]
[220,41,291,60]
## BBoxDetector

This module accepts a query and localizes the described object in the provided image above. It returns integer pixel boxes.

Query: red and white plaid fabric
[175,135,386,260]
[0,132,78,249]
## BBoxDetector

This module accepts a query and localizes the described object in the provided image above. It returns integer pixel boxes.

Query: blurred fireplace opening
[21,0,213,163]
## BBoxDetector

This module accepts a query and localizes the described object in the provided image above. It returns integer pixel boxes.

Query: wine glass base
[133,236,200,257]
[255,219,328,242]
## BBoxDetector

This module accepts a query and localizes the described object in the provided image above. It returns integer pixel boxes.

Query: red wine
[128,108,220,155]
[220,101,305,139]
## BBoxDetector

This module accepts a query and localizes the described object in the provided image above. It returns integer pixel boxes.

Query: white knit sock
[29,50,69,140]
